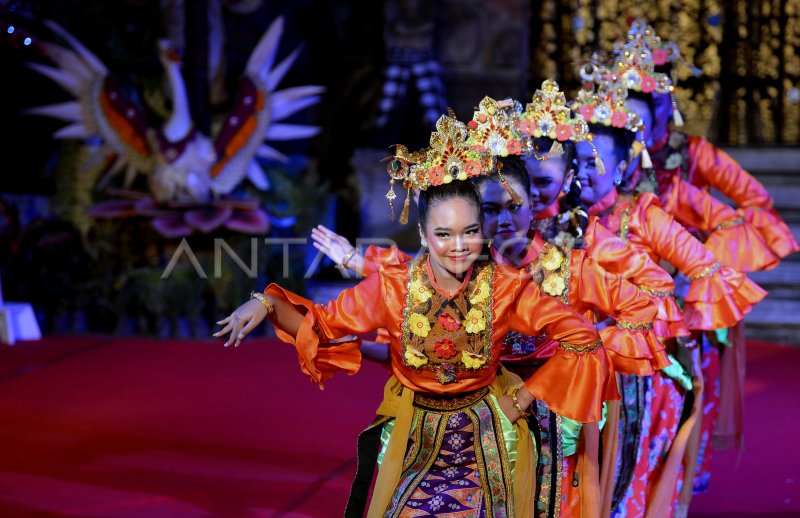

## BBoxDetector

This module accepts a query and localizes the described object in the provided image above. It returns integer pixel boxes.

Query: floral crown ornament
[572,64,652,169]
[622,18,702,127]
[464,96,526,204]
[385,113,496,224]
[518,79,600,170]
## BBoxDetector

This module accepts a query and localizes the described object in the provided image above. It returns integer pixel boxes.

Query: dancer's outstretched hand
[311,225,360,272]
[213,299,270,348]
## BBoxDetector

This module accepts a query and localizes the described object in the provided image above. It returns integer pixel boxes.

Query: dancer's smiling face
[419,183,485,278]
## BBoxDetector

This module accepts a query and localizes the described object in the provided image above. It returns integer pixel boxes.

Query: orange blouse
[588,188,767,331]
[361,245,413,277]
[583,218,689,339]
[265,257,616,422]
[651,171,779,272]
[652,131,799,259]
[491,236,666,376]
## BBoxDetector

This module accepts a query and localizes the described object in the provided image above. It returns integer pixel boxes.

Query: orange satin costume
[655,130,799,259]
[491,232,666,377]
[583,216,689,340]
[265,256,615,423]
[588,188,766,331]
[647,169,779,272]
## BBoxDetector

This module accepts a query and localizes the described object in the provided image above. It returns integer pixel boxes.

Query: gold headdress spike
[519,79,594,165]
[465,96,524,204]
[571,65,646,172]
[385,113,496,224]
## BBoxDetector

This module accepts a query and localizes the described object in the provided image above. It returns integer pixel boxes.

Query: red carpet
[0,336,798,517]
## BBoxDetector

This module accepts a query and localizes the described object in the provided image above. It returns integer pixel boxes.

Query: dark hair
[589,124,635,167]
[556,176,588,249]
[626,90,655,118]
[471,155,530,199]
[529,136,577,175]
[418,180,483,231]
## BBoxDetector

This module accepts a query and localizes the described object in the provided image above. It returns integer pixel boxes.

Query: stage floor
[0,336,798,517]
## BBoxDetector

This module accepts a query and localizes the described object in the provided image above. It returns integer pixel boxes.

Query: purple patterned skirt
[382,389,517,517]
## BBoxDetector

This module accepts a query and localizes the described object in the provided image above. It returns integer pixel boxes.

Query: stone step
[745,296,800,345]
[749,262,800,287]
[746,293,800,321]
[722,147,800,173]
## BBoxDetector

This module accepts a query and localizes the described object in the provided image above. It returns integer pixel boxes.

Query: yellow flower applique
[409,313,432,338]
[469,280,490,305]
[464,308,486,334]
[461,350,487,369]
[541,245,564,271]
[542,273,566,296]
[409,279,432,303]
[404,347,428,367]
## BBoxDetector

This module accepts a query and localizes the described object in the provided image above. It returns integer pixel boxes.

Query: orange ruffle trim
[682,266,767,331]
[739,206,800,259]
[264,284,361,388]
[652,295,691,339]
[704,219,780,272]
[523,345,619,423]
[600,325,670,376]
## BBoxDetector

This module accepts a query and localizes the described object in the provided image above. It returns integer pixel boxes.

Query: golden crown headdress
[385,112,497,223]
[571,64,652,168]
[466,96,525,157]
[610,41,672,96]
[620,18,701,127]
[464,96,534,204]
[518,79,596,165]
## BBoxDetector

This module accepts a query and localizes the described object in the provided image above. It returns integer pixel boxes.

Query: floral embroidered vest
[401,258,496,385]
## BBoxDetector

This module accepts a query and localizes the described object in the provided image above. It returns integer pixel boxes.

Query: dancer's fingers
[238,317,259,341]
[224,316,242,347]
[213,321,234,337]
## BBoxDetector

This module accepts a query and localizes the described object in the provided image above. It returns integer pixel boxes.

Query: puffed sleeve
[588,220,689,339]
[361,245,414,276]
[688,135,772,209]
[688,136,799,258]
[661,174,779,272]
[575,253,668,376]
[738,206,800,259]
[635,195,767,330]
[264,272,389,387]
[508,276,618,423]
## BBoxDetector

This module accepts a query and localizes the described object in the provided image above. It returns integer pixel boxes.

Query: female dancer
[571,67,765,517]
[216,114,612,517]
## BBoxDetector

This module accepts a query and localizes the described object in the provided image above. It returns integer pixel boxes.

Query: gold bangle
[510,392,530,418]
[341,247,357,269]
[250,291,274,314]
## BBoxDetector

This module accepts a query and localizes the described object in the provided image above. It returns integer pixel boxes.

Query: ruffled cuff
[599,322,670,376]
[361,245,412,276]
[523,340,618,423]
[704,217,780,272]
[643,290,691,339]
[739,206,800,259]
[682,264,767,330]
[264,284,361,387]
